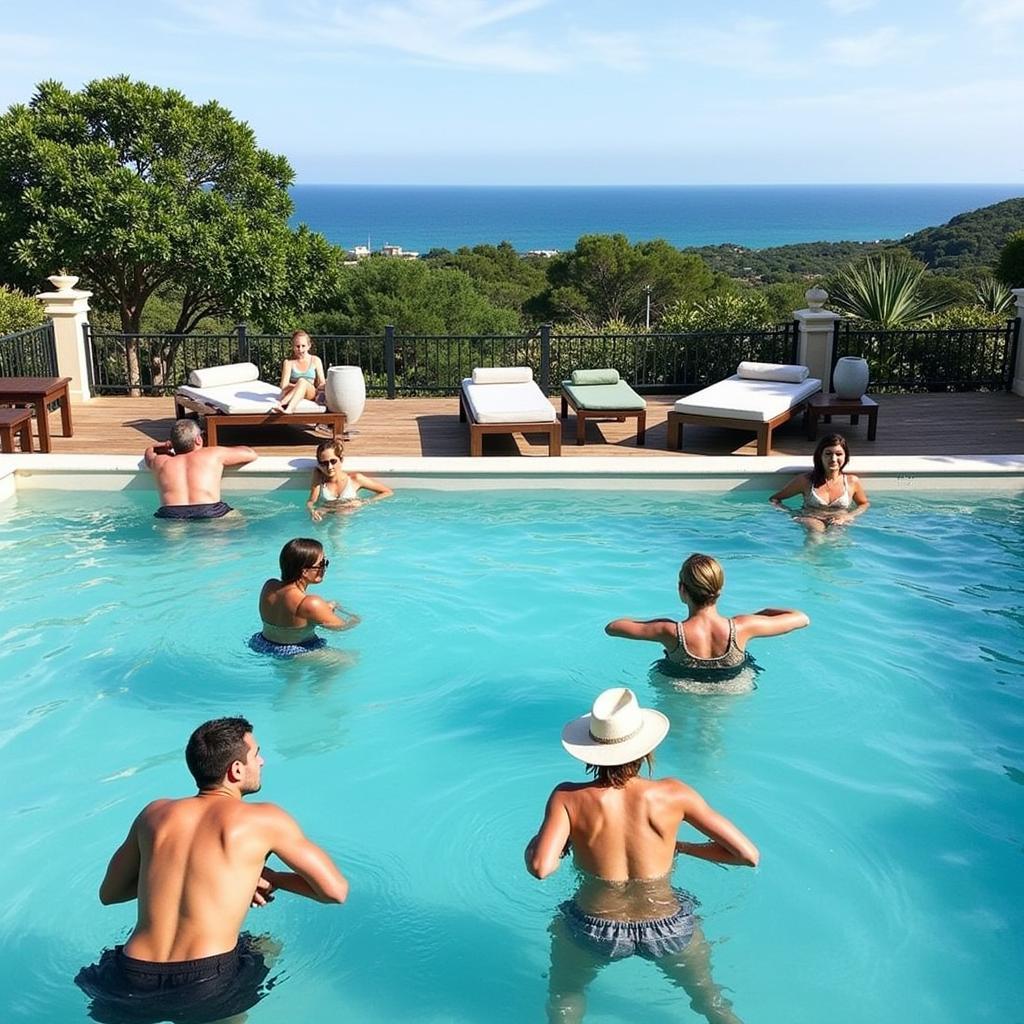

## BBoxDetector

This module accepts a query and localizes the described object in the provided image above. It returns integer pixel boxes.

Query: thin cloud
[961,0,1024,25]
[665,17,796,76]
[825,0,878,13]
[825,26,933,67]
[166,0,573,73]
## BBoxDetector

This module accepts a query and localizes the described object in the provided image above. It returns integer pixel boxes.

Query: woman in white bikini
[307,439,393,521]
[770,433,870,533]
[273,330,325,414]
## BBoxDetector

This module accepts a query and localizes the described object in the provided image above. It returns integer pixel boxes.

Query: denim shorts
[560,898,696,961]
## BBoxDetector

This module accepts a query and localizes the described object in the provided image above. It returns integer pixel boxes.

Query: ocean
[289,183,1023,254]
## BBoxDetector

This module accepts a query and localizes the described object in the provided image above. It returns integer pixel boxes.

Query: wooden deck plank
[27,391,1024,459]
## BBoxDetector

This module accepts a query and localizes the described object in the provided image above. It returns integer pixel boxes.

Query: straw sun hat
[561,688,669,766]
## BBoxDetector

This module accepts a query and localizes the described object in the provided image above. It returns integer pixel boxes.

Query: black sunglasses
[318,457,340,467]
[309,558,329,572]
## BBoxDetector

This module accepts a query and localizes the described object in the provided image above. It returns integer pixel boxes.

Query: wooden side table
[805,393,878,441]
[0,408,34,453]
[0,376,73,452]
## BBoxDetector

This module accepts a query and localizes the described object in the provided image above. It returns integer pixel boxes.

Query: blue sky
[1,0,1022,185]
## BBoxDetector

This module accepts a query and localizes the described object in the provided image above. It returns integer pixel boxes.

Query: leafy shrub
[925,305,1007,329]
[660,293,773,331]
[0,285,45,335]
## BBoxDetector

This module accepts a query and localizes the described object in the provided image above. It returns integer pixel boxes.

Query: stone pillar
[1012,289,1024,396]
[794,287,840,388]
[37,275,93,403]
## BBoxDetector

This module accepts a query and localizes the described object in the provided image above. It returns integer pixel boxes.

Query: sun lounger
[560,369,647,446]
[174,362,344,446]
[666,362,821,455]
[459,367,561,456]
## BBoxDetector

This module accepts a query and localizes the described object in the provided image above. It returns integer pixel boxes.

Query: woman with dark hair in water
[250,538,360,657]
[770,433,870,533]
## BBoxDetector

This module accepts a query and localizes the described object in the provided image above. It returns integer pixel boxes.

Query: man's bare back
[79,717,347,1024]
[115,795,301,961]
[144,419,256,511]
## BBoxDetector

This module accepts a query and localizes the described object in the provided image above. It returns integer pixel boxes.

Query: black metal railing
[831,318,1021,393]
[0,322,58,377]
[85,321,800,397]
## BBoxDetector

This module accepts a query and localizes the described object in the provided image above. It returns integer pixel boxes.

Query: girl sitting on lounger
[605,553,808,672]
[273,330,326,414]
[307,440,393,521]
[250,538,360,657]
[769,433,870,533]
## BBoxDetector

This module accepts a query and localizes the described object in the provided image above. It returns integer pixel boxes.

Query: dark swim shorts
[560,899,696,960]
[154,502,233,520]
[74,934,270,1024]
[248,632,328,658]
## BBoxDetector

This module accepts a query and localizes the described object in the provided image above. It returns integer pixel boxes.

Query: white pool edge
[2,452,1024,497]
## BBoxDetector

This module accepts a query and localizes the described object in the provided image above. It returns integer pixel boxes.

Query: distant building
[348,244,371,260]
[380,243,419,259]
[526,249,559,258]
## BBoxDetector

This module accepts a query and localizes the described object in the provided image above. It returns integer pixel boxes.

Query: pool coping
[2,452,1024,502]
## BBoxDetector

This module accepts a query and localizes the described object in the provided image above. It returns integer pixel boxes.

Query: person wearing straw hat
[525,687,758,1023]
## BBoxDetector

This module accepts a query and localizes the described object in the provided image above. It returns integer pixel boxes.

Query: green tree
[304,257,520,335]
[0,285,45,334]
[423,241,547,323]
[0,76,340,386]
[538,234,716,328]
[996,230,1024,289]
[827,255,949,328]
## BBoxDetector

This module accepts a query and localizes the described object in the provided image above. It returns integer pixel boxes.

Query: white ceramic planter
[833,356,869,400]
[325,365,366,434]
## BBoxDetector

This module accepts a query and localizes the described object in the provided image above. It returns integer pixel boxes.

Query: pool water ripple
[1,488,1023,1022]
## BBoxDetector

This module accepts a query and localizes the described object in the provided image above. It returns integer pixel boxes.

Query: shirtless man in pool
[76,717,348,1023]
[526,688,759,1023]
[144,418,257,520]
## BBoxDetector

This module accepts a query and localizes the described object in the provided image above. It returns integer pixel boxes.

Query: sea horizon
[289,183,1023,255]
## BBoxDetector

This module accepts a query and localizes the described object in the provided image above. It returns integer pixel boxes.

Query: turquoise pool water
[0,488,1021,1023]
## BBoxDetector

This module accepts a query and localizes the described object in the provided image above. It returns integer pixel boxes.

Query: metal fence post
[539,323,551,393]
[236,323,249,362]
[1007,317,1021,391]
[385,325,396,399]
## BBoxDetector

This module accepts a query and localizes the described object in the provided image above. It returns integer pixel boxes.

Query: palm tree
[829,256,948,328]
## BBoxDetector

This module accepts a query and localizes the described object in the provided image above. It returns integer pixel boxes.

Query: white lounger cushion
[187,362,261,388]
[673,375,821,423]
[736,361,809,383]
[471,366,534,385]
[177,378,325,415]
[461,377,555,424]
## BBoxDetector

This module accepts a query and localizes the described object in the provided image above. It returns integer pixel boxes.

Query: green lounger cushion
[561,380,646,411]
[571,368,620,386]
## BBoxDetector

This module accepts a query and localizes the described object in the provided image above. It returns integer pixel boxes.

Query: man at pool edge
[525,688,758,1024]
[144,418,257,520]
[75,717,349,1023]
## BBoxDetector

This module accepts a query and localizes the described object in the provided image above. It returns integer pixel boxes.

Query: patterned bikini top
[664,618,747,670]
[804,475,852,510]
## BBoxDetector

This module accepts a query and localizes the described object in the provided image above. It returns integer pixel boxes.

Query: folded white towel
[471,366,534,385]
[736,361,809,383]
[188,362,261,388]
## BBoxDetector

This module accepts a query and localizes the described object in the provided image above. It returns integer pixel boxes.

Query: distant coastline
[289,183,1023,254]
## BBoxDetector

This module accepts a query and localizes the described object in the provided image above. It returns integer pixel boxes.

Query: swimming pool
[1,485,1021,1023]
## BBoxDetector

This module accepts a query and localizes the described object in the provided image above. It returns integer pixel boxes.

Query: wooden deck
[28,391,1024,458]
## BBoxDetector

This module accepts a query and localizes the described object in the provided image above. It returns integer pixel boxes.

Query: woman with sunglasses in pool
[250,538,360,657]
[306,439,393,521]
[769,433,870,533]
